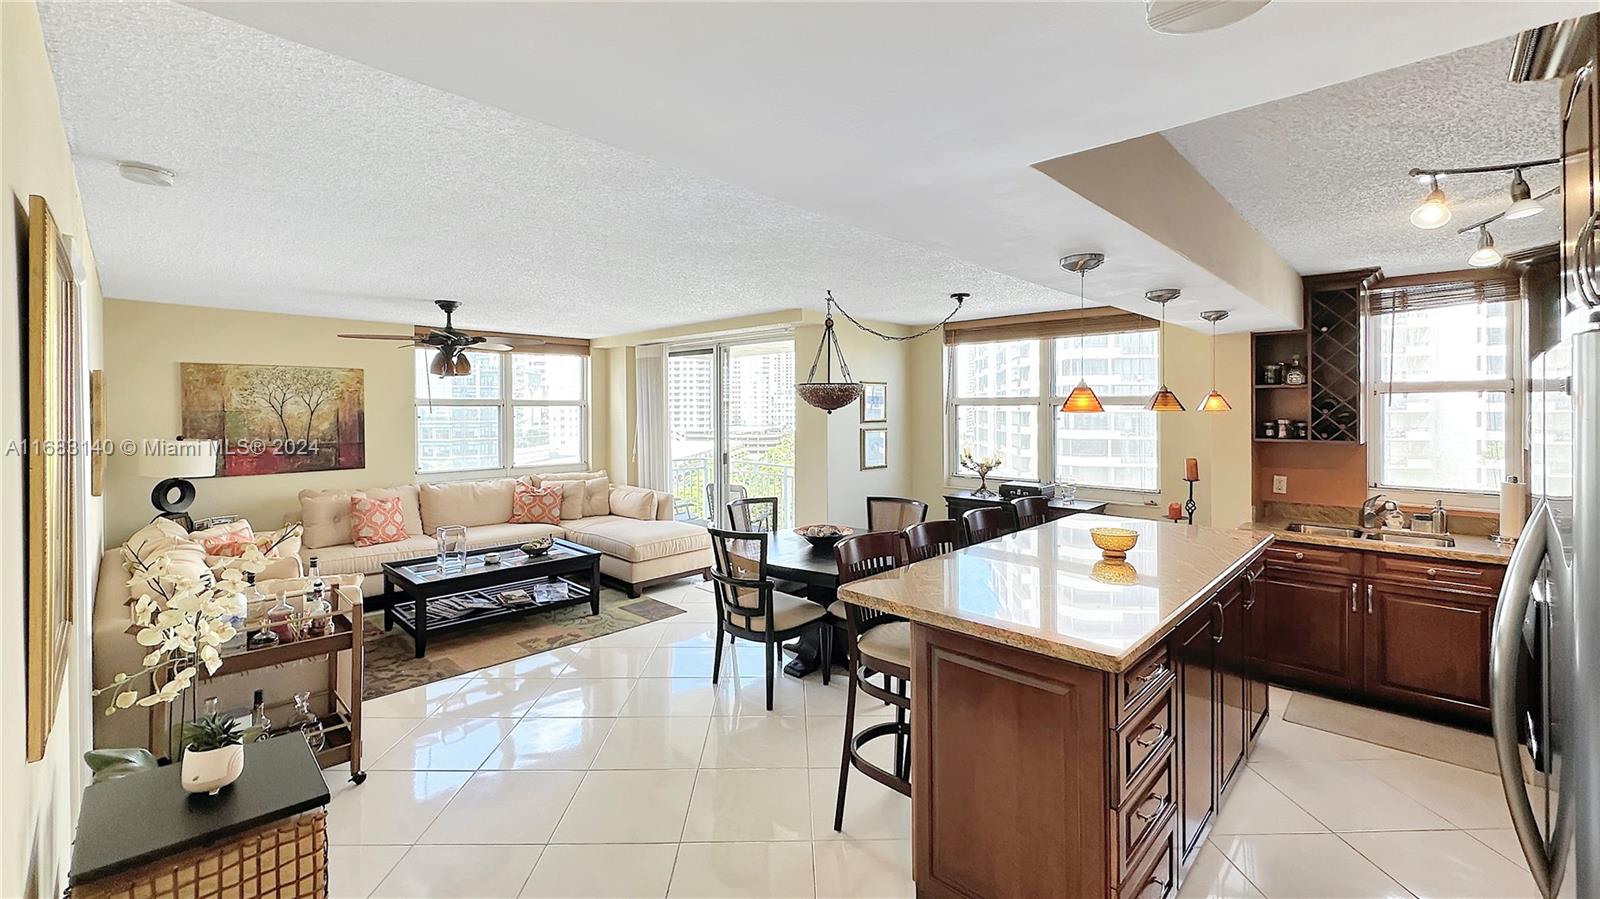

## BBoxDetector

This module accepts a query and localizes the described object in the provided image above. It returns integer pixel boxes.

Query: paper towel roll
[1500,477,1529,540]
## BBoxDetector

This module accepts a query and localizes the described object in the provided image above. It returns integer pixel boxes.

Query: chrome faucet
[1360,494,1397,530]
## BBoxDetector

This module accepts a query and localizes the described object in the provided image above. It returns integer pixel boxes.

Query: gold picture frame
[27,194,80,762]
[859,381,887,423]
[860,427,888,470]
[90,369,105,497]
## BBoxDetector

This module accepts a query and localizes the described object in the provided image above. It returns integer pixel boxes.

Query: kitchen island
[838,514,1272,899]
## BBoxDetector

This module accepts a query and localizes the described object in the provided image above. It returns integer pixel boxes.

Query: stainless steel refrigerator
[1495,17,1598,899]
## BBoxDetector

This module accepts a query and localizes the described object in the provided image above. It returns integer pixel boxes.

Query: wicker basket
[73,810,326,899]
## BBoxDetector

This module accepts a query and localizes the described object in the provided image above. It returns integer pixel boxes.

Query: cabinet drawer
[1113,686,1174,804]
[1265,542,1361,575]
[1115,750,1176,881]
[1115,807,1176,899]
[1366,554,1505,594]
[1116,643,1173,725]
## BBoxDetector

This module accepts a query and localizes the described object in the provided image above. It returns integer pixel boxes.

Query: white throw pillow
[418,478,518,531]
[609,484,656,521]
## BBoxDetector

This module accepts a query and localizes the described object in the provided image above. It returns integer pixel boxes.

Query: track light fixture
[1468,228,1503,268]
[1409,175,1451,230]
[1504,169,1545,220]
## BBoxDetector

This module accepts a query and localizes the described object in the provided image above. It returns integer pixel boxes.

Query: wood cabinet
[1242,570,1271,745]
[1215,583,1249,798]
[1172,608,1217,862]
[1257,543,1504,726]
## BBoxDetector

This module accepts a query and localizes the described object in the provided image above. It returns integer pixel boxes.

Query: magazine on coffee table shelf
[499,582,570,608]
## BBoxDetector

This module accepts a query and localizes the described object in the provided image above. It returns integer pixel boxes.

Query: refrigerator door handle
[1490,501,1558,897]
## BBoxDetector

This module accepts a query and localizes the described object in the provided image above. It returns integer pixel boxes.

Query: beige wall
[101,300,418,545]
[2,3,107,895]
[821,321,916,525]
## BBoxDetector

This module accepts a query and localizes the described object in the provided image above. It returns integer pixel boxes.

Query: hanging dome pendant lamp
[1198,310,1233,412]
[1144,289,1186,412]
[1059,253,1106,414]
[795,291,864,413]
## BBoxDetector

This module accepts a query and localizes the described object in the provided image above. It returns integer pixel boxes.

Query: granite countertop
[837,514,1271,673]
[1249,521,1514,565]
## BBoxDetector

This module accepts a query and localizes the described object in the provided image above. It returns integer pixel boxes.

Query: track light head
[1504,169,1545,220]
[1410,176,1451,230]
[1468,228,1503,268]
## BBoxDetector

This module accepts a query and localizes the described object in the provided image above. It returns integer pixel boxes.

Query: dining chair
[865,496,929,532]
[901,519,962,563]
[707,528,831,710]
[962,505,1017,544]
[1011,495,1050,530]
[830,531,912,830]
[706,483,749,525]
[728,496,779,533]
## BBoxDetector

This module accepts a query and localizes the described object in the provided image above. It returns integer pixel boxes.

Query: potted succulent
[180,713,246,794]
[959,448,1005,497]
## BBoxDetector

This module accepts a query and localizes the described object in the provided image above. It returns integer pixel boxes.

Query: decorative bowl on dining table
[794,524,854,550]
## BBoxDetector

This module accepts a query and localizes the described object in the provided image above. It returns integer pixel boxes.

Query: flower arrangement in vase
[959,448,1005,497]
[180,713,245,794]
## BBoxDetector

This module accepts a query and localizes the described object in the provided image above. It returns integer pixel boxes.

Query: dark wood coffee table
[380,539,602,658]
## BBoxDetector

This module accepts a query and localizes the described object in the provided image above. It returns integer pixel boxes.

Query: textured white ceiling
[37,1,1077,338]
[40,1,1585,338]
[184,0,1587,332]
[1164,37,1562,276]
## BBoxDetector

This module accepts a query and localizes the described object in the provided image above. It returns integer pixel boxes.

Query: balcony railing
[670,457,794,528]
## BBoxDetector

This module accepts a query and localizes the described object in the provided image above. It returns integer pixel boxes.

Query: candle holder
[1183,457,1200,525]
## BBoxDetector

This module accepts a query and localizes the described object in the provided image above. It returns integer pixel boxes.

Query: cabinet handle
[1133,795,1168,824]
[1426,567,1439,578]
[1212,601,1225,644]
[1350,582,1358,613]
[1366,583,1374,614]
[1134,724,1167,748]
[1294,551,1305,561]
[1134,664,1167,687]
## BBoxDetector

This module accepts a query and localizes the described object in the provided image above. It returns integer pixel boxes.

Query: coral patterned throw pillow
[191,519,257,557]
[511,479,562,525]
[350,495,409,547]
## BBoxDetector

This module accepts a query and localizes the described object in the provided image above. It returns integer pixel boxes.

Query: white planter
[181,744,245,795]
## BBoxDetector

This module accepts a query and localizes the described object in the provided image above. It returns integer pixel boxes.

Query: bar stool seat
[857,621,912,669]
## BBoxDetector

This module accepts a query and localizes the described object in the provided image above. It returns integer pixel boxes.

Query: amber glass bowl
[1089,527,1140,560]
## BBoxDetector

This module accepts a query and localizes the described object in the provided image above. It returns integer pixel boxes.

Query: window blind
[414,326,590,356]
[943,307,1156,346]
[1362,268,1521,316]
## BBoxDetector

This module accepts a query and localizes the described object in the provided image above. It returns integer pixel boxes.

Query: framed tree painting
[27,195,81,762]
[180,363,365,476]
[860,382,887,423]
[860,427,888,470]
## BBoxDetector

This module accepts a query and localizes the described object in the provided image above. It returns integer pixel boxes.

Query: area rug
[1283,691,1497,774]
[362,588,683,699]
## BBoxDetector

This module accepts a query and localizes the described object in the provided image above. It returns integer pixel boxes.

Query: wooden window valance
[942,307,1156,346]
[413,326,590,356]
[1361,268,1522,316]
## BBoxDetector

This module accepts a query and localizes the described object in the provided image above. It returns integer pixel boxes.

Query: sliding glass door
[667,337,795,528]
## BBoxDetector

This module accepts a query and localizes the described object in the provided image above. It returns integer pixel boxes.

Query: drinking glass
[436,526,468,571]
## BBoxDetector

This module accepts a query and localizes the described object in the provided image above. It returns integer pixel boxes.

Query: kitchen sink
[1366,531,1457,547]
[1286,522,1364,539]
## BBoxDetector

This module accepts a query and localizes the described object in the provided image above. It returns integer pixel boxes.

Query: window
[1366,300,1520,497]
[946,330,1159,492]
[415,350,588,475]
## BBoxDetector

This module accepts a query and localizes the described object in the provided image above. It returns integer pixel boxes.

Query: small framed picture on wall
[860,428,888,470]
[860,382,887,423]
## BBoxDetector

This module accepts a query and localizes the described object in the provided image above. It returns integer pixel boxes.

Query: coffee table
[380,539,602,658]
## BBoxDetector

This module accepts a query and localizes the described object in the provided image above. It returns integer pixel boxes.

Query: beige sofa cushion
[465,522,566,550]
[541,478,593,520]
[123,518,212,595]
[299,486,423,548]
[310,535,438,579]
[529,470,606,486]
[418,478,517,531]
[562,516,711,563]
[609,485,657,521]
[584,477,611,516]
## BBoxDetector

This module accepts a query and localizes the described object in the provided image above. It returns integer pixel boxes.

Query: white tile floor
[325,582,1537,899]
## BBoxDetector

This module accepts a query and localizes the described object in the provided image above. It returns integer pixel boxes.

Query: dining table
[763,527,857,678]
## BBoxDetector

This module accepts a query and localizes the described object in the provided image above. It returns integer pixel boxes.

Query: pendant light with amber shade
[1144,288,1185,412]
[1058,253,1106,414]
[1198,310,1233,412]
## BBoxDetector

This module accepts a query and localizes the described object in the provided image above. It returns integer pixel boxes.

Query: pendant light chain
[828,290,967,342]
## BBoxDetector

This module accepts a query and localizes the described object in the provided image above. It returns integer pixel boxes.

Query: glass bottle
[250,689,271,739]
[223,573,255,652]
[1283,354,1307,386]
[265,592,299,643]
[290,691,326,752]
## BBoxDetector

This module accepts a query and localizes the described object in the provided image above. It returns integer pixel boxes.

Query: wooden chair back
[707,527,773,633]
[962,506,1017,545]
[866,496,929,532]
[833,531,904,636]
[1011,496,1050,530]
[728,496,779,533]
[901,519,962,563]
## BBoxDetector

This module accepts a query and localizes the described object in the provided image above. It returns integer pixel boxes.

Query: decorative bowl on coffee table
[521,535,555,557]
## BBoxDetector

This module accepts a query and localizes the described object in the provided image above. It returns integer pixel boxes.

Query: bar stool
[901,519,961,562]
[1011,495,1050,530]
[962,505,1016,544]
[831,531,911,831]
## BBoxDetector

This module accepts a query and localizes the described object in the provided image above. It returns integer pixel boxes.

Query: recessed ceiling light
[117,161,175,187]
[1145,0,1271,35]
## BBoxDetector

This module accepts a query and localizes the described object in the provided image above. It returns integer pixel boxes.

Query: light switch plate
[1272,475,1288,495]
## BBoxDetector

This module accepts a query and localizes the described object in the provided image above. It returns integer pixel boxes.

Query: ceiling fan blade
[473,342,515,352]
[338,333,419,340]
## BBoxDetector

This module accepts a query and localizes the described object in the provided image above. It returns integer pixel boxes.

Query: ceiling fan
[338,300,532,376]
